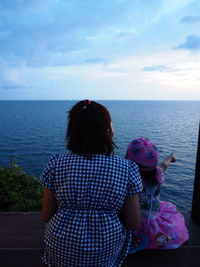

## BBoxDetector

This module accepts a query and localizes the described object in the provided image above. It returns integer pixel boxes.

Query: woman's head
[66,100,115,155]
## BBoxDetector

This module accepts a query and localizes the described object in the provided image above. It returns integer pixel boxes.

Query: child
[126,137,189,250]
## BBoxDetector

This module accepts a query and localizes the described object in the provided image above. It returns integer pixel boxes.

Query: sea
[0,100,199,211]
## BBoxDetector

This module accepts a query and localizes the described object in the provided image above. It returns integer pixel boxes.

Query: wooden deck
[0,212,199,267]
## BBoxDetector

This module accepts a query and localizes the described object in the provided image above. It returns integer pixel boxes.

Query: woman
[40,100,143,266]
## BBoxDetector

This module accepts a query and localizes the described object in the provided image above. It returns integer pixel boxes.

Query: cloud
[113,30,138,40]
[175,35,200,50]
[85,58,107,64]
[180,16,200,23]
[0,1,140,67]
[0,0,53,13]
[0,79,32,90]
[1,48,200,99]
[1,0,192,68]
[0,30,11,37]
[2,84,32,90]
[0,63,32,90]
[142,65,168,71]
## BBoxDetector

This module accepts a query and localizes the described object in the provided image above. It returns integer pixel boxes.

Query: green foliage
[0,158,43,211]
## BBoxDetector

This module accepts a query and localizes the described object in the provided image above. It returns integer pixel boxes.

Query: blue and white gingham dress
[40,153,142,267]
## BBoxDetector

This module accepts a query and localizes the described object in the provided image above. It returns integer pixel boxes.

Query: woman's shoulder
[47,153,72,163]
[47,153,138,169]
[109,155,139,169]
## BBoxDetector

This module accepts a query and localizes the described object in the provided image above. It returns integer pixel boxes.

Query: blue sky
[0,0,200,100]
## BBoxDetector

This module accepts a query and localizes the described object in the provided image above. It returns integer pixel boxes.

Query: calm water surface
[0,100,199,211]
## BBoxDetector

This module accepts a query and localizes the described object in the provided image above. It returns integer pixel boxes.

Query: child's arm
[159,153,176,172]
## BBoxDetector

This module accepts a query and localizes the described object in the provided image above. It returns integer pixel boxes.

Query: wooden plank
[0,247,200,267]
[0,212,199,266]
[0,212,44,229]
[0,229,44,248]
[0,250,45,267]
[123,247,200,267]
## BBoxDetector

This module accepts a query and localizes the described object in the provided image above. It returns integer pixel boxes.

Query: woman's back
[40,153,142,266]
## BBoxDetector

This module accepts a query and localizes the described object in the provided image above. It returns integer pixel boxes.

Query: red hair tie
[82,99,91,109]
[84,99,91,105]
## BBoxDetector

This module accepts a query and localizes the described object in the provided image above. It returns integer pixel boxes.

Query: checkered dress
[40,153,142,267]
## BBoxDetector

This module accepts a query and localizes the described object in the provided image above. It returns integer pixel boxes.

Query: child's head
[126,138,159,170]
[126,138,164,184]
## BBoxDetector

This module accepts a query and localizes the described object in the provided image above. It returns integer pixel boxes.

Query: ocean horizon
[0,100,199,211]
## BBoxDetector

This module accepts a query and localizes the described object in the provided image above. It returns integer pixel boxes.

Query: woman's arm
[120,193,141,230]
[159,153,176,172]
[42,189,58,223]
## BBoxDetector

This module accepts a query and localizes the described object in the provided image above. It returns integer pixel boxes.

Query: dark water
[0,100,199,211]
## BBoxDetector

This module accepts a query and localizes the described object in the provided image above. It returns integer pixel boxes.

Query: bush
[0,159,43,211]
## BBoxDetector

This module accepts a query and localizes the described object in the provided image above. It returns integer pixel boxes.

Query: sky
[0,0,200,100]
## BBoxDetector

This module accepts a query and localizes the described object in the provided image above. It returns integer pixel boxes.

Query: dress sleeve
[127,161,143,196]
[39,155,57,190]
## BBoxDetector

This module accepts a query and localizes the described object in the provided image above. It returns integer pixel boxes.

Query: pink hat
[126,138,164,184]
[126,138,159,170]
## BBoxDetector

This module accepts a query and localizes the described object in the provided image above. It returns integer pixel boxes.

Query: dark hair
[140,169,158,186]
[66,100,115,155]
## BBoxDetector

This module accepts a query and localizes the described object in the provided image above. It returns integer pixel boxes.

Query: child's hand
[160,153,176,171]
[169,153,176,163]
